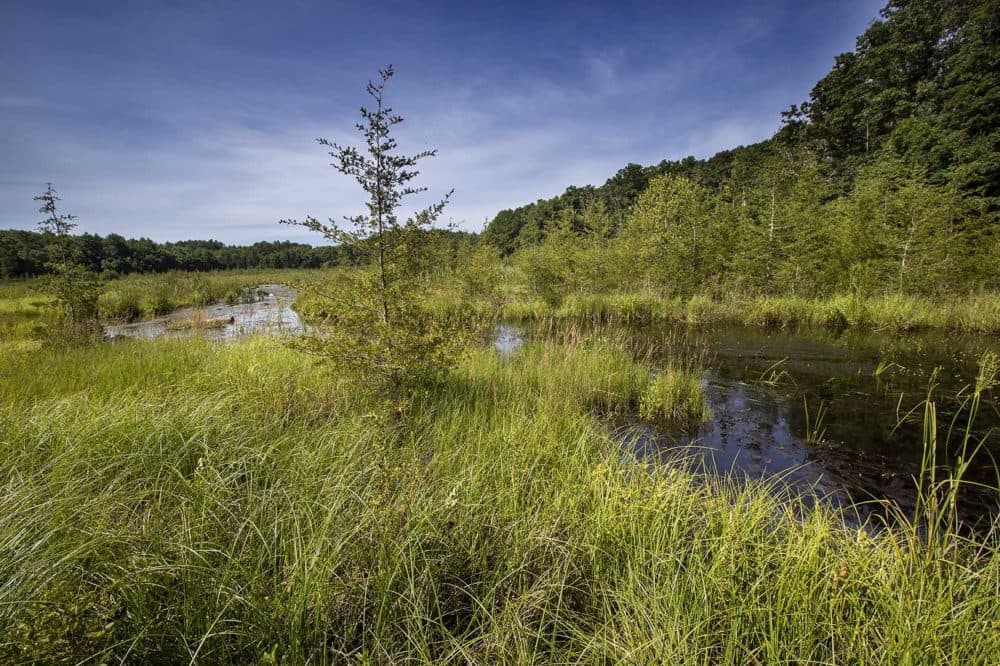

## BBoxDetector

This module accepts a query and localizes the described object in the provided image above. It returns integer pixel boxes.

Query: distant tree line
[0,228,477,279]
[483,0,999,296]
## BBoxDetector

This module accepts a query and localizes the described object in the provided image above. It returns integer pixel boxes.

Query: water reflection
[105,284,303,341]
[494,324,524,354]
[514,321,1000,524]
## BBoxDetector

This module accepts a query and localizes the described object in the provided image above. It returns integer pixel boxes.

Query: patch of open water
[104,284,303,341]
[510,321,1000,525]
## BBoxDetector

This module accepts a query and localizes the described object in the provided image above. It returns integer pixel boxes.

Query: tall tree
[620,175,720,295]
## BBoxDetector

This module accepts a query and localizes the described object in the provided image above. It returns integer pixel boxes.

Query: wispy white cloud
[1,63,738,241]
[676,117,782,158]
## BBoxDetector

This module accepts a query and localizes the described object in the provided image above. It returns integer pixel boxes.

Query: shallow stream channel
[104,288,1000,526]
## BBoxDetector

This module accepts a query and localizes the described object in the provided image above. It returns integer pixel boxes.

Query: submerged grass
[164,314,232,331]
[1,333,998,663]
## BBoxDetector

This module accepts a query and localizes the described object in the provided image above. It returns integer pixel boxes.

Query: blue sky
[1,0,883,243]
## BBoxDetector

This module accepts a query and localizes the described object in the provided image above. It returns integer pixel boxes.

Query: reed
[502,290,1000,333]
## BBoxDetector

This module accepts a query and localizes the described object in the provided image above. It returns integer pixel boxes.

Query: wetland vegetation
[2,320,999,663]
[2,0,1000,662]
[2,265,998,664]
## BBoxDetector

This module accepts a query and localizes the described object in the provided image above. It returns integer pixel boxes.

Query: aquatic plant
[802,397,828,443]
[164,315,231,331]
[905,352,1000,543]
[756,357,796,387]
[639,366,711,423]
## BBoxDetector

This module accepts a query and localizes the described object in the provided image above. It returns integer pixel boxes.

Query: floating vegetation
[164,315,232,331]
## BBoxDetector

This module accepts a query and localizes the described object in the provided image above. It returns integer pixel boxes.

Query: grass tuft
[640,366,711,422]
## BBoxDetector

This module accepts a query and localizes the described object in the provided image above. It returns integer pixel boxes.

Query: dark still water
[637,324,999,524]
[521,322,1000,525]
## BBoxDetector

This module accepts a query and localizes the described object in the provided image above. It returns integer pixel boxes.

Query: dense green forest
[484,0,999,297]
[0,229,476,279]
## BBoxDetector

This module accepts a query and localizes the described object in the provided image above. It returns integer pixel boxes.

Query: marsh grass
[755,358,796,387]
[640,367,711,423]
[1,332,998,663]
[899,352,1000,542]
[164,314,232,331]
[803,397,829,443]
[0,294,52,350]
[0,291,105,350]
[504,291,1000,333]
[97,270,312,321]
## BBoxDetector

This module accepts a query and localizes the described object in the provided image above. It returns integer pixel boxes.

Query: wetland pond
[104,284,303,341]
[105,290,999,525]
[507,321,1000,526]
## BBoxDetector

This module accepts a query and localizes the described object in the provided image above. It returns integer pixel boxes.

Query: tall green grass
[640,366,711,422]
[504,291,1000,333]
[1,335,998,663]
[0,292,53,352]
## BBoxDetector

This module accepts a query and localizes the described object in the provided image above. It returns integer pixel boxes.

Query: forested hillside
[484,0,999,296]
